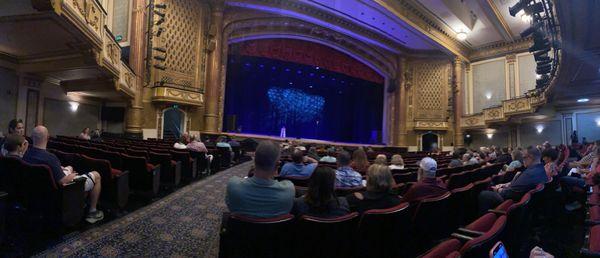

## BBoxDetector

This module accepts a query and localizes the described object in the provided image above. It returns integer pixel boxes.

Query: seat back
[472,177,492,196]
[412,192,452,247]
[217,146,232,168]
[460,215,507,258]
[98,150,124,170]
[447,170,471,190]
[127,149,148,159]
[0,156,27,205]
[449,183,475,227]
[49,149,76,166]
[393,172,418,184]
[358,203,412,257]
[421,239,462,258]
[219,214,295,258]
[335,186,366,196]
[503,192,531,255]
[171,150,195,179]
[297,212,360,258]
[276,175,310,187]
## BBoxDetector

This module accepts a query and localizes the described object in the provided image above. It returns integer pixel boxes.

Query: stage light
[315,66,320,70]
[536,74,542,79]
[155,17,164,26]
[456,31,468,41]
[525,2,544,15]
[154,10,165,18]
[535,54,550,63]
[155,27,164,37]
[509,0,529,17]
[154,3,167,9]
[577,98,590,103]
[535,125,544,134]
[536,65,551,74]
[466,134,471,138]
[521,13,532,22]
[520,21,543,38]
[309,85,313,88]
[529,38,550,52]
[153,47,166,53]
[486,133,493,139]
[153,55,166,61]
[596,119,600,127]
[69,101,79,112]
[533,50,549,60]
[154,64,166,70]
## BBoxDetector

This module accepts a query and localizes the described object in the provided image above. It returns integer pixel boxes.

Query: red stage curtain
[232,39,384,84]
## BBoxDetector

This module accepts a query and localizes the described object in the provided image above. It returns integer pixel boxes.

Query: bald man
[23,126,104,223]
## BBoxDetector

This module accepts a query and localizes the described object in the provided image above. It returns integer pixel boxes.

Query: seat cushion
[111,168,123,178]
[495,200,514,212]
[146,163,155,172]
[465,213,497,232]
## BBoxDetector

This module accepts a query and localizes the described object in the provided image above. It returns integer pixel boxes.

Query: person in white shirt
[388,154,405,170]
[78,127,91,140]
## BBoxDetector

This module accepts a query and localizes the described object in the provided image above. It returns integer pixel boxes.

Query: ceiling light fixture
[456,31,468,41]
[535,124,544,134]
[577,98,590,103]
[69,101,79,112]
[486,133,493,139]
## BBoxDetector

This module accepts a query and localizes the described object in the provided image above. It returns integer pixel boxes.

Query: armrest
[580,248,600,257]
[0,191,7,199]
[61,177,86,227]
[487,209,508,215]
[115,169,130,178]
[456,228,485,237]
[585,219,600,226]
[451,233,474,241]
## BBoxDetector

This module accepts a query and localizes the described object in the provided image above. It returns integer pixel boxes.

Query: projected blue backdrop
[223,55,384,144]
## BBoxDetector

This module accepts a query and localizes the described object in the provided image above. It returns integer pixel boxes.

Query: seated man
[402,157,448,203]
[226,141,295,218]
[279,149,318,177]
[478,147,547,213]
[561,147,599,211]
[319,147,337,163]
[335,151,363,187]
[23,126,104,223]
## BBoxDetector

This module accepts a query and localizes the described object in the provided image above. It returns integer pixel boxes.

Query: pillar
[453,57,464,147]
[397,57,408,146]
[203,1,224,133]
[125,0,146,138]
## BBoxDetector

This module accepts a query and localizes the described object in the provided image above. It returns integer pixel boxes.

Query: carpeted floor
[35,161,252,257]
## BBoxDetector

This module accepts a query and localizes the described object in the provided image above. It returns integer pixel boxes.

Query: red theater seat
[412,192,452,252]
[149,151,181,187]
[453,215,508,258]
[76,155,130,209]
[297,212,360,258]
[421,238,462,258]
[358,203,412,257]
[219,213,295,258]
[449,183,476,227]
[121,154,161,196]
[170,150,197,180]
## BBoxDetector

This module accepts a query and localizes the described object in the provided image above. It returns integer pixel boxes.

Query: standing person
[78,127,91,140]
[292,166,350,218]
[571,131,579,145]
[226,141,294,218]
[280,126,286,138]
[24,126,104,223]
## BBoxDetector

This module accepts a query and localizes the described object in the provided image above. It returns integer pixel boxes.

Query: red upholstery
[495,200,514,212]
[111,168,123,178]
[230,213,294,223]
[589,194,599,205]
[460,216,507,256]
[422,239,462,258]
[591,205,600,222]
[591,225,600,252]
[171,160,177,166]
[146,163,155,172]
[465,213,498,232]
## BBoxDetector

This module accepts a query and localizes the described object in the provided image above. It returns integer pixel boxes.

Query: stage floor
[218,132,386,147]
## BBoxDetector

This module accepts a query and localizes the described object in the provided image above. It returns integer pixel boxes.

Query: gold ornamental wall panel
[411,60,450,120]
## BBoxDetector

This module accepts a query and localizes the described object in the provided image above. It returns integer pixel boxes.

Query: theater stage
[213,132,387,148]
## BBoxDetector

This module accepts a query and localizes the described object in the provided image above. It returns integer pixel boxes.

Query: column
[125,0,146,138]
[203,1,224,133]
[397,57,408,146]
[453,57,464,148]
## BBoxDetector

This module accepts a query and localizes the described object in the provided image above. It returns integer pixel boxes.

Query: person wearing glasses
[478,146,547,213]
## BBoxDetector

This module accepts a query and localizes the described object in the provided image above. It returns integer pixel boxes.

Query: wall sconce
[69,101,79,112]
[486,133,493,139]
[596,118,600,127]
[485,92,492,100]
[535,124,544,134]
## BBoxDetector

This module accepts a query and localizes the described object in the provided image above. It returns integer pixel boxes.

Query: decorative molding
[461,113,486,129]
[414,121,449,131]
[469,38,533,61]
[483,105,505,122]
[152,87,204,106]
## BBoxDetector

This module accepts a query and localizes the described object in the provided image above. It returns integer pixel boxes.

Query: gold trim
[414,121,449,131]
[484,0,514,41]
[152,87,204,106]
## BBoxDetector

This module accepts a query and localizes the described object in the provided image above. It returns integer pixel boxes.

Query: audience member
[346,164,401,213]
[23,126,104,223]
[463,153,478,165]
[388,154,405,170]
[173,135,188,149]
[307,146,321,161]
[374,154,387,165]
[320,147,337,163]
[402,157,448,203]
[496,147,513,165]
[503,150,524,172]
[561,147,600,211]
[280,149,318,177]
[478,147,547,212]
[448,152,462,168]
[3,134,28,158]
[226,141,294,218]
[292,166,350,218]
[78,127,91,140]
[350,148,370,174]
[91,129,102,141]
[542,148,559,182]
[335,151,362,187]
[1,119,29,156]
[187,135,208,153]
[228,137,241,147]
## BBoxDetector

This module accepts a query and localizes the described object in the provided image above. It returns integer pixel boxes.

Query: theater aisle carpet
[36,161,253,258]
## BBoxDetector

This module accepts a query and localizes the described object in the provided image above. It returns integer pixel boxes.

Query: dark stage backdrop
[223,55,384,144]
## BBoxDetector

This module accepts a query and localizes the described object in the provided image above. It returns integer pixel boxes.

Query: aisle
[36,161,253,257]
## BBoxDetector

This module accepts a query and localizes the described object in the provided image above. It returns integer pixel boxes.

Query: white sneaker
[85,210,104,223]
[564,201,582,211]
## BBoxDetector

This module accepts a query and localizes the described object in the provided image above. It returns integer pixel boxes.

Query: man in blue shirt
[226,141,295,218]
[478,146,547,212]
[335,151,363,187]
[279,149,318,177]
[23,126,104,223]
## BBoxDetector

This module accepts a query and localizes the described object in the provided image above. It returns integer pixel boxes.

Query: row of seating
[582,185,600,257]
[220,164,507,257]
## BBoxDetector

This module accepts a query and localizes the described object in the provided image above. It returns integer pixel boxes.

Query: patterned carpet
[36,161,252,257]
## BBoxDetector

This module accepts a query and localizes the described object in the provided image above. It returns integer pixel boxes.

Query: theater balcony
[0,0,137,101]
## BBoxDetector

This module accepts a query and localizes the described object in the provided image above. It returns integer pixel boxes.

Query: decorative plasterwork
[374,0,471,60]
[469,37,533,62]
[483,106,505,122]
[54,0,106,48]
[223,15,396,78]
[461,113,486,129]
[414,121,449,131]
[98,27,121,77]
[152,87,204,107]
[117,62,136,98]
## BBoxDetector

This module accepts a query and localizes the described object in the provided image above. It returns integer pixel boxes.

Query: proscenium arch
[227,34,392,79]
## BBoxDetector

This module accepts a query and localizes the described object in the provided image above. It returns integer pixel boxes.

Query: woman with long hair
[293,166,349,218]
[351,148,370,174]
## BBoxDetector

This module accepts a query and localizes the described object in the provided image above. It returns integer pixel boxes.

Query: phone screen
[491,242,508,258]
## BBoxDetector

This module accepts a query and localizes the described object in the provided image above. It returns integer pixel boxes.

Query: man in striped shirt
[335,151,363,187]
